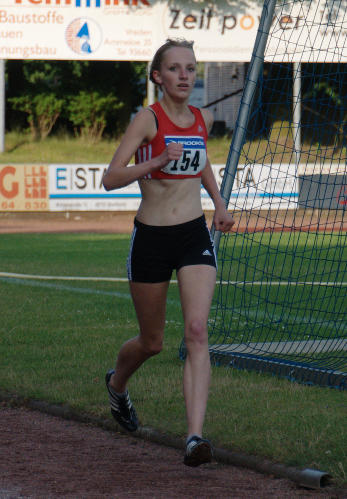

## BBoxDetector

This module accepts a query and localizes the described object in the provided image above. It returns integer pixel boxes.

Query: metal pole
[212,0,277,253]
[293,61,301,168]
[0,60,5,153]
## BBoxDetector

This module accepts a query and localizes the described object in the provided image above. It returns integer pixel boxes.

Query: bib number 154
[163,135,206,176]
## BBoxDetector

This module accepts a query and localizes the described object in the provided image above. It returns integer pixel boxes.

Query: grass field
[1,232,346,486]
[2,130,232,164]
[2,129,346,165]
[211,232,347,353]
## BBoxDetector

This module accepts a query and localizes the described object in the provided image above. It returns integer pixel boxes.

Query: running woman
[103,38,235,467]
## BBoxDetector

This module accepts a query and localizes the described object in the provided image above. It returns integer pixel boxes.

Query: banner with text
[0,164,49,211]
[0,0,345,62]
[1,163,299,212]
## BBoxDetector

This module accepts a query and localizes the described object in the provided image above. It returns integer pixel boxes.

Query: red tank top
[135,102,208,180]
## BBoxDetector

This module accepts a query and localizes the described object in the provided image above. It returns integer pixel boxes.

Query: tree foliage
[9,93,64,140]
[6,60,146,140]
[67,91,124,142]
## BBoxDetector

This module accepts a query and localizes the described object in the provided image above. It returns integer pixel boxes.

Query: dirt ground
[1,211,346,498]
[0,212,137,235]
[1,405,344,499]
[0,209,346,235]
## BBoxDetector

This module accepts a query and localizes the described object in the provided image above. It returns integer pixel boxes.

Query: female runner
[103,38,234,467]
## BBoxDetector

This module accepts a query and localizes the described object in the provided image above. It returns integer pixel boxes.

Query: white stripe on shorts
[126,225,137,281]
[205,219,218,271]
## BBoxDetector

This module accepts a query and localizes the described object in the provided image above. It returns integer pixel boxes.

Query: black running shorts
[127,215,217,283]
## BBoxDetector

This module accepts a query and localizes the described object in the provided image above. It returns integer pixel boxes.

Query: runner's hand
[213,208,235,233]
[154,142,183,170]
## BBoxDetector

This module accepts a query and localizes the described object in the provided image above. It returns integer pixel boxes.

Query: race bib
[162,136,207,176]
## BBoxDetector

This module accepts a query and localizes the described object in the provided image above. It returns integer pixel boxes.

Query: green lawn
[0,233,346,486]
[2,128,345,165]
[210,232,347,350]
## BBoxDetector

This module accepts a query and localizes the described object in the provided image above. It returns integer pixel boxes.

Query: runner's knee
[139,336,163,356]
[185,319,208,349]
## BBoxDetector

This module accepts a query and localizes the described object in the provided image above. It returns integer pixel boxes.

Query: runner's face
[153,47,196,101]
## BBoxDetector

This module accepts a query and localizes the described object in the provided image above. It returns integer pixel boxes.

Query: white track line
[219,280,347,286]
[1,272,346,287]
[0,274,180,306]
[0,276,131,299]
[0,272,128,282]
[1,275,343,337]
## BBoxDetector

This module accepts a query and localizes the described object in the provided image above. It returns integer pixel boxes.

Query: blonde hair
[149,38,195,85]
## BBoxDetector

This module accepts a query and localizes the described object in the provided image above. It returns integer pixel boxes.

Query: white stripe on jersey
[139,144,153,179]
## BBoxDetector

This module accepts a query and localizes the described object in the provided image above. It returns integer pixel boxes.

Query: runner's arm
[103,109,182,190]
[201,159,235,232]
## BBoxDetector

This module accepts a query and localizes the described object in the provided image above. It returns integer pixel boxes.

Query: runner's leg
[109,281,170,393]
[177,265,216,437]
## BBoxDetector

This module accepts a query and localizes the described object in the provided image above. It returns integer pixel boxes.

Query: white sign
[49,163,142,211]
[0,0,345,62]
[48,163,298,211]
[265,0,347,63]
[205,164,298,211]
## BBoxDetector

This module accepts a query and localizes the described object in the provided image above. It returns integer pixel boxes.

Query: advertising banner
[0,0,259,62]
[0,0,345,62]
[0,164,49,211]
[48,163,141,211]
[265,0,347,63]
[1,163,299,211]
[208,163,298,211]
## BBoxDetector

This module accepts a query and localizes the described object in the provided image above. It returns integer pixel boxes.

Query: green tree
[67,91,123,142]
[6,60,146,139]
[9,93,64,140]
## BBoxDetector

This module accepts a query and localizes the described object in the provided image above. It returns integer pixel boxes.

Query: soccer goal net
[205,0,347,389]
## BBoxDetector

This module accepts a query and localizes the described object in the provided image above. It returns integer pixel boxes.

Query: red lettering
[0,166,19,199]
[15,0,72,3]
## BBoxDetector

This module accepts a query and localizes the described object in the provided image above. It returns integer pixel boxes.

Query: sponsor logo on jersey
[164,136,205,149]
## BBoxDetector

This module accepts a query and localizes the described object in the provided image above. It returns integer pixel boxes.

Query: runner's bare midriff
[136,177,203,226]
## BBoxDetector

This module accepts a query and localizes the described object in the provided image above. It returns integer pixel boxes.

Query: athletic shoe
[183,435,213,467]
[105,369,138,432]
